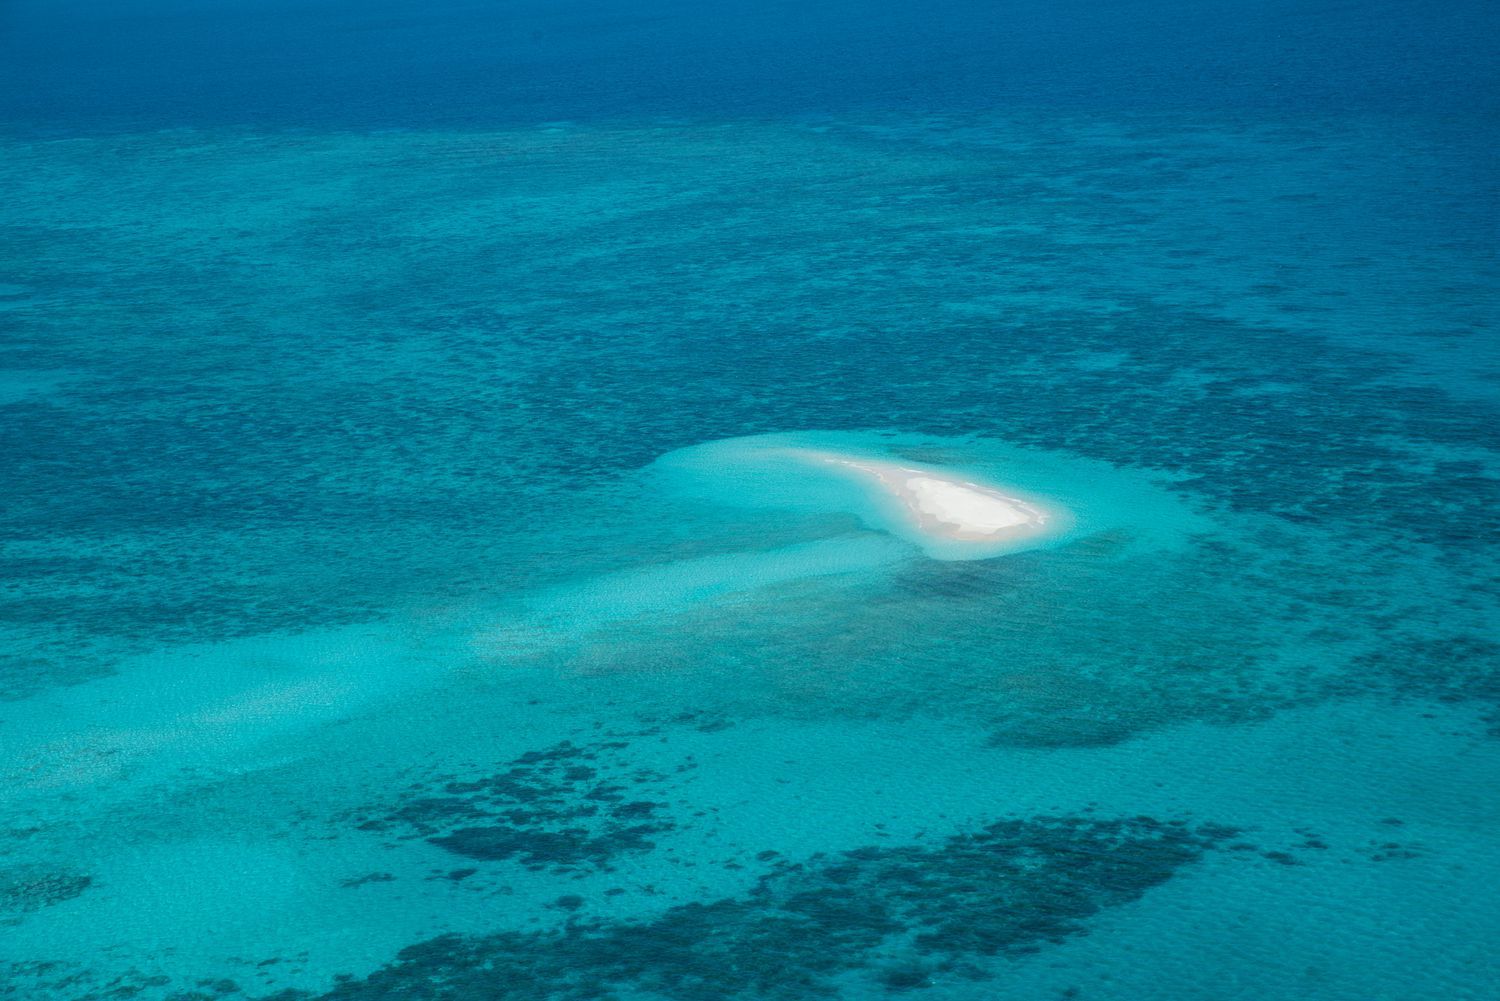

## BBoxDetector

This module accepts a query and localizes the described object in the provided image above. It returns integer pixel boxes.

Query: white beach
[789,449,1057,547]
[649,432,1114,561]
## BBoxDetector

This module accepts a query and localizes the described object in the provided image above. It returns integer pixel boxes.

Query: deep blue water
[2,2,1498,1000]
[4,0,1499,133]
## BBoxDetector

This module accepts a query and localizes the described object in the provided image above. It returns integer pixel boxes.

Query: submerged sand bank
[645,431,1203,562]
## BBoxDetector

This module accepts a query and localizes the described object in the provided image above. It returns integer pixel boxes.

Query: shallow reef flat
[1,107,1497,1001]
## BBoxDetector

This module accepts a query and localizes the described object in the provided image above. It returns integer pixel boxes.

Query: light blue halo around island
[648,430,1207,561]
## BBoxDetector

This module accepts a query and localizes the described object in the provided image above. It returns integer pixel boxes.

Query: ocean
[1,2,1497,999]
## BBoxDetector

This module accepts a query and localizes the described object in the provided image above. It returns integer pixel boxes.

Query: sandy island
[788,449,1056,545]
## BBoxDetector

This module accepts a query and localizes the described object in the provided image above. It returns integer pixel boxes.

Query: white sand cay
[791,449,1057,546]
[650,432,1105,561]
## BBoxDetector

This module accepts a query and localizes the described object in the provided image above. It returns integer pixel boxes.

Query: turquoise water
[3,3,1499,999]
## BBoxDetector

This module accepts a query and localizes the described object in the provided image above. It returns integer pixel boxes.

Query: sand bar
[791,449,1056,544]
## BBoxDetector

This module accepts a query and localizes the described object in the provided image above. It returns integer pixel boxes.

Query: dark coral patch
[279,815,1234,1000]
[1347,635,1500,735]
[338,873,396,889]
[349,738,679,874]
[0,868,91,914]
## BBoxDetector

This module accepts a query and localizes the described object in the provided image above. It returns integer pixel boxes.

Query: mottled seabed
[1,111,1498,1000]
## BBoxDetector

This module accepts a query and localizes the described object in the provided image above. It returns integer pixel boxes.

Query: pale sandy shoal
[784,448,1056,544]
